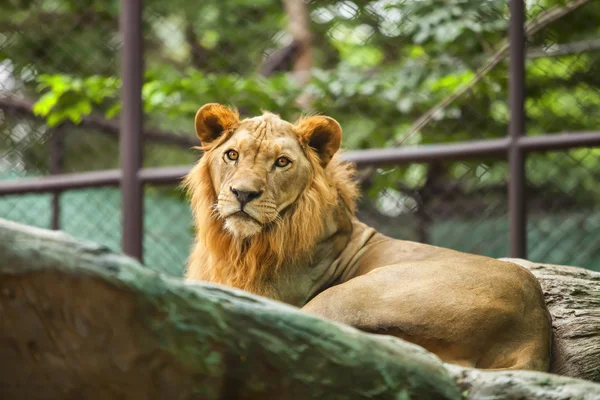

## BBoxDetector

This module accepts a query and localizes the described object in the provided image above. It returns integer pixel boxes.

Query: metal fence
[1,0,600,275]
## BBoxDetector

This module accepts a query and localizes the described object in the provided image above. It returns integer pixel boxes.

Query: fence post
[49,128,64,230]
[508,0,527,259]
[120,0,144,261]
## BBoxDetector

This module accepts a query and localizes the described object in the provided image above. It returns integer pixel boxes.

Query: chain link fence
[1,0,599,275]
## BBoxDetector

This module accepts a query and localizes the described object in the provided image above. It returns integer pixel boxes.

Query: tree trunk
[448,364,600,400]
[0,218,598,399]
[282,0,313,82]
[282,0,313,109]
[502,258,600,382]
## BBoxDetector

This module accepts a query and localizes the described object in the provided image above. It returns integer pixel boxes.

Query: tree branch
[395,0,594,147]
[184,22,211,70]
[528,37,600,59]
[0,96,198,147]
[259,40,302,76]
[259,0,313,80]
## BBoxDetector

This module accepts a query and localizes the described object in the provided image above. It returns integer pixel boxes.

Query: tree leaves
[9,0,600,203]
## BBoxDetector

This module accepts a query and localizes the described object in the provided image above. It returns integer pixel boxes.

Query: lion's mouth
[222,209,264,238]
[229,210,260,223]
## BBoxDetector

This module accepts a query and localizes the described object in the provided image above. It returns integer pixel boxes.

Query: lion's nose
[230,187,262,208]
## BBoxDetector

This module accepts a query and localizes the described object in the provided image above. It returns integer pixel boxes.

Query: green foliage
[3,0,600,204]
[31,69,303,127]
[33,74,120,126]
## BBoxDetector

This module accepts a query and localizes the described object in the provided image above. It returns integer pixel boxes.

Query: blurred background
[1,0,599,276]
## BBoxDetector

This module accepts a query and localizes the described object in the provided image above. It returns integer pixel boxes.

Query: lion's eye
[225,150,239,161]
[275,157,291,168]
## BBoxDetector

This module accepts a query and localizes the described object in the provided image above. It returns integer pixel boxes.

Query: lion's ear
[194,103,239,144]
[297,115,342,166]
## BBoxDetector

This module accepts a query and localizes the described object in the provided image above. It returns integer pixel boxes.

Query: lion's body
[185,104,553,371]
[302,220,552,370]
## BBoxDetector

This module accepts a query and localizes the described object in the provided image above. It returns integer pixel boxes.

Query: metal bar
[49,129,64,230]
[0,167,188,196]
[0,170,121,196]
[344,138,510,167]
[120,0,144,261]
[139,166,192,185]
[51,194,61,230]
[508,0,527,259]
[518,131,600,152]
[3,131,600,195]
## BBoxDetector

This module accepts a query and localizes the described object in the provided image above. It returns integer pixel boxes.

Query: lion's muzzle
[230,187,263,209]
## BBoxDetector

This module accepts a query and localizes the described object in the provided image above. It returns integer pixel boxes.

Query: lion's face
[192,104,342,239]
[211,116,313,238]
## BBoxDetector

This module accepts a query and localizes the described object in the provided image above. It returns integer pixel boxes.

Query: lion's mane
[183,133,358,296]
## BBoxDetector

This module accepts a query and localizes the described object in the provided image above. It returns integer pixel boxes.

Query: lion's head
[183,103,358,295]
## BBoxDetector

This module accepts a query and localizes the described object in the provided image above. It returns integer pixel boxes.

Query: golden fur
[184,104,552,372]
[183,104,357,296]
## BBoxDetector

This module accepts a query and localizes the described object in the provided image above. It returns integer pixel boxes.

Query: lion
[183,103,552,371]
